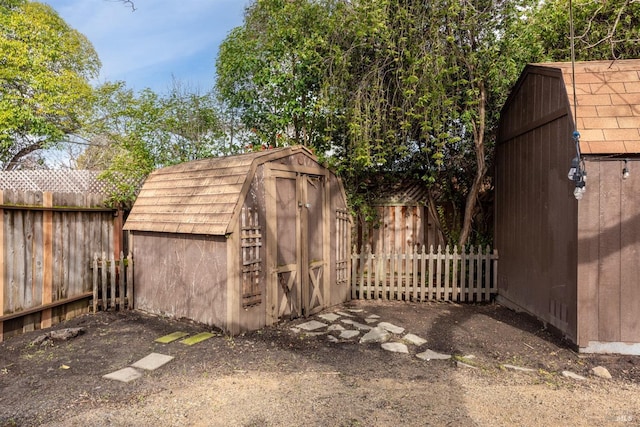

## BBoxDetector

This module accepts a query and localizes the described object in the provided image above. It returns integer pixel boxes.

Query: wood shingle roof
[124,146,317,236]
[533,60,640,154]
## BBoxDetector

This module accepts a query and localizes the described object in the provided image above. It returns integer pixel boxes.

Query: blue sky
[44,0,251,93]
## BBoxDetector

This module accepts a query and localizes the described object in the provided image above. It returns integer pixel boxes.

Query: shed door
[272,171,326,320]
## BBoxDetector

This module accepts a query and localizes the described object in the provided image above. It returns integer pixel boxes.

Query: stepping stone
[403,333,427,346]
[347,309,364,313]
[180,332,215,346]
[297,320,327,331]
[360,327,391,344]
[366,314,380,319]
[327,335,339,343]
[154,331,189,344]
[290,327,301,334]
[340,330,360,339]
[103,367,142,383]
[340,319,355,325]
[335,311,354,317]
[327,324,345,331]
[592,366,612,379]
[302,331,325,336]
[378,322,405,334]
[318,313,341,322]
[131,353,174,371]
[381,342,409,353]
[364,318,379,324]
[562,370,586,381]
[350,322,372,331]
[503,364,535,373]
[416,349,451,361]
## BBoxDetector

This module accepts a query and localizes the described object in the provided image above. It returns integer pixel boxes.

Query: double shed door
[267,168,328,322]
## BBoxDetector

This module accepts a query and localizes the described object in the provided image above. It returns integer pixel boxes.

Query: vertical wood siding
[495,68,579,342]
[578,159,640,347]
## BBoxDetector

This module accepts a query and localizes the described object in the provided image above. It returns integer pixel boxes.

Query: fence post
[119,252,125,309]
[101,252,107,311]
[476,245,482,301]
[351,245,358,300]
[452,245,459,302]
[365,244,372,299]
[427,245,434,301]
[460,246,469,302]
[419,245,426,301]
[485,245,493,301]
[436,245,443,300]
[109,254,116,309]
[492,248,499,299]
[412,245,419,301]
[467,245,476,301]
[93,253,98,313]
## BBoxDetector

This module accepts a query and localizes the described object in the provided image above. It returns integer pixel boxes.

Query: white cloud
[45,0,249,92]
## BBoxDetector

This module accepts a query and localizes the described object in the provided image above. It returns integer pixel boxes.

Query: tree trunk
[458,81,487,247]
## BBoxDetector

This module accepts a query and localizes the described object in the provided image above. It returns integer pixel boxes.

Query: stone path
[291,307,592,380]
[293,307,452,360]
[103,305,599,383]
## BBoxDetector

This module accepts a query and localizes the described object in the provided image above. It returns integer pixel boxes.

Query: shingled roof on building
[124,146,319,236]
[529,60,640,154]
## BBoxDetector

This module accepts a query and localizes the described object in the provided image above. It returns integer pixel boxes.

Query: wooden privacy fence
[0,189,124,341]
[351,244,498,302]
[92,252,134,312]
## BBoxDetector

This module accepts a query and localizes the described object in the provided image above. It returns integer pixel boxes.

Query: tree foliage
[216,0,333,149]
[77,81,230,206]
[0,0,100,170]
[525,0,640,61]
[217,0,538,245]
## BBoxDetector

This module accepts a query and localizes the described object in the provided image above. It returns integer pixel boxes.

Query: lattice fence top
[0,170,110,194]
[375,180,429,206]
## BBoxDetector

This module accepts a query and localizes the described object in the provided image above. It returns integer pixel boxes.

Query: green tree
[78,81,229,206]
[216,0,332,149]
[322,0,537,245]
[216,0,538,245]
[0,0,100,169]
[525,0,640,61]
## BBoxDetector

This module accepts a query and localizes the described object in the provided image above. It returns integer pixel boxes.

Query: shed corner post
[323,171,331,307]
[226,224,241,336]
[41,191,53,329]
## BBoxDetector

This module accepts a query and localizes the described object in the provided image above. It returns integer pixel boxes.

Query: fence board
[352,245,498,303]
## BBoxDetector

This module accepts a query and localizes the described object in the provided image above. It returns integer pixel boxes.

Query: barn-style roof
[124,146,319,235]
[528,60,640,154]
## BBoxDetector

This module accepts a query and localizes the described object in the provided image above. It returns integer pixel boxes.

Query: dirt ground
[1,300,639,427]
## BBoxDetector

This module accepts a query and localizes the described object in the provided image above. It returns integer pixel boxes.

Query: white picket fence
[351,245,498,302]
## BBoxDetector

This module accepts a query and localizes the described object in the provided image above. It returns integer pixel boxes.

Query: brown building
[124,146,351,334]
[495,60,640,355]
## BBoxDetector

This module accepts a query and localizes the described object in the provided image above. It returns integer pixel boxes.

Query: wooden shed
[495,60,640,355]
[124,146,351,334]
